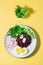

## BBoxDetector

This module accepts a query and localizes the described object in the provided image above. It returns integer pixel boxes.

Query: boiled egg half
[14,46,27,55]
[21,47,27,55]
[14,46,21,54]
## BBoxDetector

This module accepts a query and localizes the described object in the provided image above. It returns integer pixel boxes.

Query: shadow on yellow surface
[23,6,35,18]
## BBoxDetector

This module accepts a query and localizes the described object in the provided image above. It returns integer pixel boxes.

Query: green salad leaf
[15,5,29,18]
[8,25,35,39]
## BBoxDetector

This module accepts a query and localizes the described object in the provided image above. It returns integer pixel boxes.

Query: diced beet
[16,33,32,48]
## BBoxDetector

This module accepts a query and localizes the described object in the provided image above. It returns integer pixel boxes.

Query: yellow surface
[0,0,43,65]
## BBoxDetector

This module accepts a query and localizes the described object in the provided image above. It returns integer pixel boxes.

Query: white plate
[4,25,37,58]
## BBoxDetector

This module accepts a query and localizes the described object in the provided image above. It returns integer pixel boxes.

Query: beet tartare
[17,33,32,48]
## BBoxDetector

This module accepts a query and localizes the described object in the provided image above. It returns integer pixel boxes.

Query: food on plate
[14,46,21,54]
[7,25,35,39]
[16,33,32,48]
[14,46,27,55]
[6,36,17,48]
[21,48,27,55]
[5,25,35,56]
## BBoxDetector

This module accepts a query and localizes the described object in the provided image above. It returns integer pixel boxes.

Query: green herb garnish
[7,25,35,39]
[15,5,29,18]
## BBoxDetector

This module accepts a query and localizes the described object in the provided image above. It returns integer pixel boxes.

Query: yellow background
[0,0,43,65]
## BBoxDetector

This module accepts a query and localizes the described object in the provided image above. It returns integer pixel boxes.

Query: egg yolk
[21,48,26,53]
[16,48,20,53]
